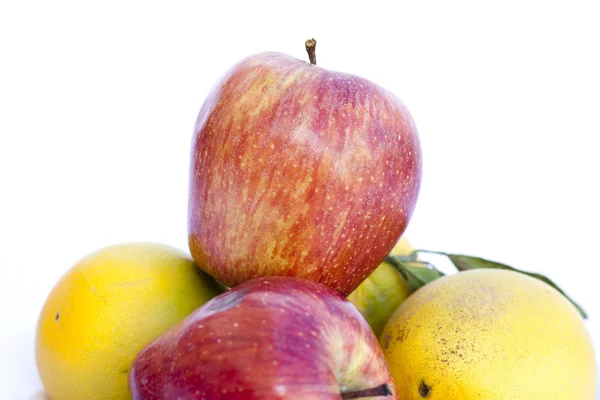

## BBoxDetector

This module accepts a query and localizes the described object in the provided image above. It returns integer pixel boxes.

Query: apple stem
[305,38,317,65]
[341,383,393,399]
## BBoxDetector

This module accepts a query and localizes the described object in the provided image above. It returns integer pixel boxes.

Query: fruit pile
[35,41,596,399]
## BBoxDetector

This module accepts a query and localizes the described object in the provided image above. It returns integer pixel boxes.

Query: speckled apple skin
[188,52,421,296]
[129,277,397,399]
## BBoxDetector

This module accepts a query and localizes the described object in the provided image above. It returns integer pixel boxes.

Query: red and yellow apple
[188,51,422,296]
[129,277,396,399]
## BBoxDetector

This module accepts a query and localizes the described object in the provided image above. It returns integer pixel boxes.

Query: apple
[129,277,396,399]
[188,42,422,296]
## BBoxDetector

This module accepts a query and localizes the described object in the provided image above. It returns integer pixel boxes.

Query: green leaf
[404,250,421,263]
[445,253,588,319]
[386,256,445,292]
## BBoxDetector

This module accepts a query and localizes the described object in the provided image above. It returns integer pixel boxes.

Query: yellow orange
[36,243,222,400]
[381,269,597,399]
[348,237,415,336]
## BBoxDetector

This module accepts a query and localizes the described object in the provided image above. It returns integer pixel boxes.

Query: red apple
[129,277,396,399]
[189,47,421,296]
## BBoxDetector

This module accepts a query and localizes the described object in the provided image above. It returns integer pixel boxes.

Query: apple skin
[129,277,397,399]
[188,52,422,296]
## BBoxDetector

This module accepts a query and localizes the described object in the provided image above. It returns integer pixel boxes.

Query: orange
[348,237,415,336]
[36,243,222,400]
[381,269,597,399]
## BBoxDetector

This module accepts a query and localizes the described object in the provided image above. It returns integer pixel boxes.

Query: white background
[1,1,599,398]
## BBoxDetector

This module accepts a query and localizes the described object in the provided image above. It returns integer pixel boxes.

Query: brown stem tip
[341,383,393,399]
[305,38,317,65]
[419,380,431,397]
